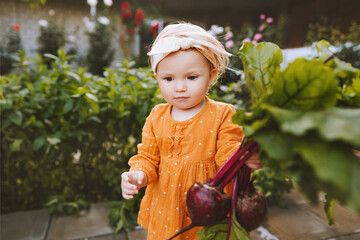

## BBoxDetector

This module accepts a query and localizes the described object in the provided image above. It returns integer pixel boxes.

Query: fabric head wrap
[147,36,231,73]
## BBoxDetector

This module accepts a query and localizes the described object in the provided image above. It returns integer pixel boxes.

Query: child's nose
[175,80,187,92]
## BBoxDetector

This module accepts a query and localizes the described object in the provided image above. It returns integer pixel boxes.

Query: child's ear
[209,69,218,86]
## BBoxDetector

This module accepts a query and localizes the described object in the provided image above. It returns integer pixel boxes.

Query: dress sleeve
[128,108,160,184]
[215,105,244,169]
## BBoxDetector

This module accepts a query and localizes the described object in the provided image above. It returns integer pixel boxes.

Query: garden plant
[0,50,163,215]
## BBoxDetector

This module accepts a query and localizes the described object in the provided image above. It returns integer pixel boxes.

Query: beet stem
[167,223,196,240]
[227,173,239,240]
[210,137,249,185]
[217,144,259,189]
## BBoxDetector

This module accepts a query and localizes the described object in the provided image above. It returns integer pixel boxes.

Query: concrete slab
[262,189,360,240]
[72,232,128,240]
[1,209,51,240]
[46,202,115,240]
[127,227,147,240]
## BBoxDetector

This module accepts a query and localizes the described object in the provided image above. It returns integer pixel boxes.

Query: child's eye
[188,75,197,80]
[163,77,173,81]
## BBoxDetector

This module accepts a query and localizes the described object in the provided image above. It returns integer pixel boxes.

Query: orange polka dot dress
[128,97,244,240]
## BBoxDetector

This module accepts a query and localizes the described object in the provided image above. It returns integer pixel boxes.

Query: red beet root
[187,182,231,226]
[167,182,230,240]
[236,189,268,232]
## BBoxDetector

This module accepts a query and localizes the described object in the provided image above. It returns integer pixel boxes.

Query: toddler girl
[121,22,262,240]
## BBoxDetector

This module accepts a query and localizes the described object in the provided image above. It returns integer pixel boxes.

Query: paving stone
[46,202,115,240]
[262,189,360,240]
[1,209,51,240]
[127,227,147,240]
[72,232,128,240]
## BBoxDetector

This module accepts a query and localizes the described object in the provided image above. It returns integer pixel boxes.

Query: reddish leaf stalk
[227,173,239,240]
[211,140,258,189]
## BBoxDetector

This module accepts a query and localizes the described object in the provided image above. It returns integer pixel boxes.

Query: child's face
[156,49,217,112]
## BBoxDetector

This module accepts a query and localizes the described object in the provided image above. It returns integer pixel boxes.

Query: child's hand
[121,171,148,199]
[245,152,264,170]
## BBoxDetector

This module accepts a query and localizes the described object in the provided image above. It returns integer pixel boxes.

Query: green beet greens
[199,40,360,239]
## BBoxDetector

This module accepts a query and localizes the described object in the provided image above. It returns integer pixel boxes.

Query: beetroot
[232,164,267,234]
[187,182,231,226]
[167,182,230,240]
[236,189,268,232]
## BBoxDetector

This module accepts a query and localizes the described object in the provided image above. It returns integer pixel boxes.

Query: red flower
[135,8,145,26]
[12,24,21,31]
[120,1,130,11]
[151,22,159,36]
[121,9,132,19]
[126,28,134,34]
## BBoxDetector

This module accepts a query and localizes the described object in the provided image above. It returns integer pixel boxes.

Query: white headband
[147,36,231,73]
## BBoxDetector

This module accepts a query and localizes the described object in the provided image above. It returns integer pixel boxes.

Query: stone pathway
[2,189,360,240]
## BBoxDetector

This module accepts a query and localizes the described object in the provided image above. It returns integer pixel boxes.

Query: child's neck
[171,98,206,121]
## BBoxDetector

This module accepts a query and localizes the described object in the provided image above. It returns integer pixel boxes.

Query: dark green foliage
[37,21,66,67]
[0,28,22,75]
[86,23,114,76]
[252,168,293,207]
[109,188,145,232]
[0,49,163,214]
[337,45,360,68]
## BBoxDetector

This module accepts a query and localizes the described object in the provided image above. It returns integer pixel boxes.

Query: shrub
[37,20,66,67]
[0,49,163,213]
[0,24,23,75]
[86,18,114,76]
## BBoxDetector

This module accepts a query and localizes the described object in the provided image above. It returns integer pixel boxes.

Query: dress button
[176,126,181,130]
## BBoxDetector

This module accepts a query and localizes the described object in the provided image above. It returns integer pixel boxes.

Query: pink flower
[266,17,274,24]
[258,24,265,32]
[225,40,234,49]
[224,31,233,41]
[253,33,263,42]
[242,37,251,43]
[259,14,266,20]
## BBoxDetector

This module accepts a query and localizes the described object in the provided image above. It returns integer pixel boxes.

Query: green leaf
[324,194,336,225]
[268,58,338,110]
[238,42,283,101]
[340,78,360,107]
[115,219,125,233]
[254,128,360,213]
[85,93,98,102]
[265,106,360,146]
[253,127,296,163]
[47,137,61,145]
[63,99,73,114]
[33,136,45,150]
[197,220,228,240]
[229,211,251,240]
[9,110,23,125]
[197,215,250,240]
[10,139,23,152]
[44,53,58,60]
[294,135,360,212]
[315,40,334,61]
